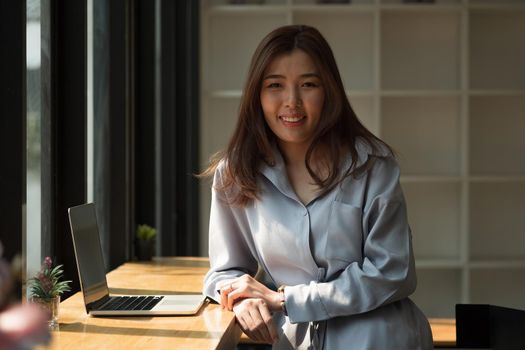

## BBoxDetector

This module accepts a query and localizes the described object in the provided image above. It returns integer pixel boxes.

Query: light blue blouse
[203,140,433,350]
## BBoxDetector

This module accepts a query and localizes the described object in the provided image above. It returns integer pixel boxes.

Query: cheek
[262,92,280,103]
[307,92,325,115]
[260,93,280,116]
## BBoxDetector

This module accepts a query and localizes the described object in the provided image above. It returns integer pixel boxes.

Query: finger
[241,309,263,342]
[227,288,247,311]
[228,280,269,308]
[219,283,234,308]
[233,304,254,341]
[236,314,255,341]
[248,304,272,344]
[229,283,261,310]
[259,302,278,343]
[217,280,237,307]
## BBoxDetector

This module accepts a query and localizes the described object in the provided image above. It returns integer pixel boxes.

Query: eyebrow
[263,73,320,80]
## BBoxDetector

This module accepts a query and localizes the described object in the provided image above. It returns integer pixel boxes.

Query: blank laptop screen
[68,203,109,306]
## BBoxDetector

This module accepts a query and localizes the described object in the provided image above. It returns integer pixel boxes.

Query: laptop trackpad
[154,295,204,312]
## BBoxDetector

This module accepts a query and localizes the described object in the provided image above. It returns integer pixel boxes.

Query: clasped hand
[217,274,282,344]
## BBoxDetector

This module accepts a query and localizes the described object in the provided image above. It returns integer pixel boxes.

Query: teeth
[281,116,305,123]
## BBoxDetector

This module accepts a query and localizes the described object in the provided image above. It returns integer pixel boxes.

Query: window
[1,0,201,302]
[26,0,42,291]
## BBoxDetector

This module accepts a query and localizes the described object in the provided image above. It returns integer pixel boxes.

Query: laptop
[68,203,206,316]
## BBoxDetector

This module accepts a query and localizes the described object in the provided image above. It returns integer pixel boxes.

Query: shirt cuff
[284,281,330,323]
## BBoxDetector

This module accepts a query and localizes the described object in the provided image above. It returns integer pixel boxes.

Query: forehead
[264,49,319,75]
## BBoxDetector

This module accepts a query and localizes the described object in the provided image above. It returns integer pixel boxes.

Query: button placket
[297,204,319,275]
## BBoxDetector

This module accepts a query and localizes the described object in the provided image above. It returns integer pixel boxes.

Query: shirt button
[303,210,308,216]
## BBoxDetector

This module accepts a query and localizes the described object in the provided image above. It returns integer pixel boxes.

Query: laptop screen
[68,203,110,308]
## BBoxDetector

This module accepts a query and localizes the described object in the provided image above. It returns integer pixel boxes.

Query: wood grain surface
[39,257,240,350]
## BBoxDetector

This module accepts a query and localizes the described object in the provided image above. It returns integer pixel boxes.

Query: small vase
[31,295,60,330]
[136,239,154,261]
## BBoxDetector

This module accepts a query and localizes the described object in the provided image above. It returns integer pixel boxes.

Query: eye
[266,82,281,89]
[302,81,318,88]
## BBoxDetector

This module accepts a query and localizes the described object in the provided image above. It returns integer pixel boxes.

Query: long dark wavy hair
[202,25,393,206]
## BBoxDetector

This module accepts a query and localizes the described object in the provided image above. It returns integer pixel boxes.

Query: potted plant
[28,257,71,330]
[136,224,156,261]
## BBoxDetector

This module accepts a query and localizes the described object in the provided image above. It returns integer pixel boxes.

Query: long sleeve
[284,156,417,323]
[202,164,258,302]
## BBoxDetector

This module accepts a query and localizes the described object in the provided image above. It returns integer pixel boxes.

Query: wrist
[277,285,288,316]
[268,290,282,312]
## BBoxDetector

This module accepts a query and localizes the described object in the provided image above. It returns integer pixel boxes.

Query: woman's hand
[217,274,282,312]
[233,298,278,344]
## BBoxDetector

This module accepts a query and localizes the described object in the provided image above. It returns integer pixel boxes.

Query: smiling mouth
[279,115,306,124]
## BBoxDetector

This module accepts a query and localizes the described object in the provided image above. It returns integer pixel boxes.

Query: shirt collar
[259,143,297,199]
[258,138,390,195]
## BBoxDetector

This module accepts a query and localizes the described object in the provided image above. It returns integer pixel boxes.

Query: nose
[285,86,302,109]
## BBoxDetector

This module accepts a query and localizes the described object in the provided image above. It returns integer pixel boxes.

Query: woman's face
[260,49,324,151]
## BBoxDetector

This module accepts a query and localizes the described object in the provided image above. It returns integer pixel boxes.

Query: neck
[277,141,310,167]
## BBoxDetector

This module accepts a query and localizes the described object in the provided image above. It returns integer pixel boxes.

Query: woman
[202,25,433,349]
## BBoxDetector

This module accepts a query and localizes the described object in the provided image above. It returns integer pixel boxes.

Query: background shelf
[469,10,525,90]
[380,11,461,90]
[208,13,287,91]
[210,0,286,5]
[411,269,462,318]
[349,96,377,135]
[469,0,525,5]
[293,0,374,5]
[469,96,525,175]
[470,269,525,311]
[381,96,461,175]
[404,182,461,260]
[381,0,461,4]
[470,182,525,260]
[201,97,240,163]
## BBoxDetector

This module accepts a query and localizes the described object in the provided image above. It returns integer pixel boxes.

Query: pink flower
[29,257,71,299]
[43,257,52,270]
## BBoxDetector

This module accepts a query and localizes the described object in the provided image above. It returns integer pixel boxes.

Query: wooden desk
[43,257,240,350]
[429,318,456,348]
[44,257,456,349]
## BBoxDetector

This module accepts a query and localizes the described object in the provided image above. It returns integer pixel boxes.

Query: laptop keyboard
[99,296,164,311]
